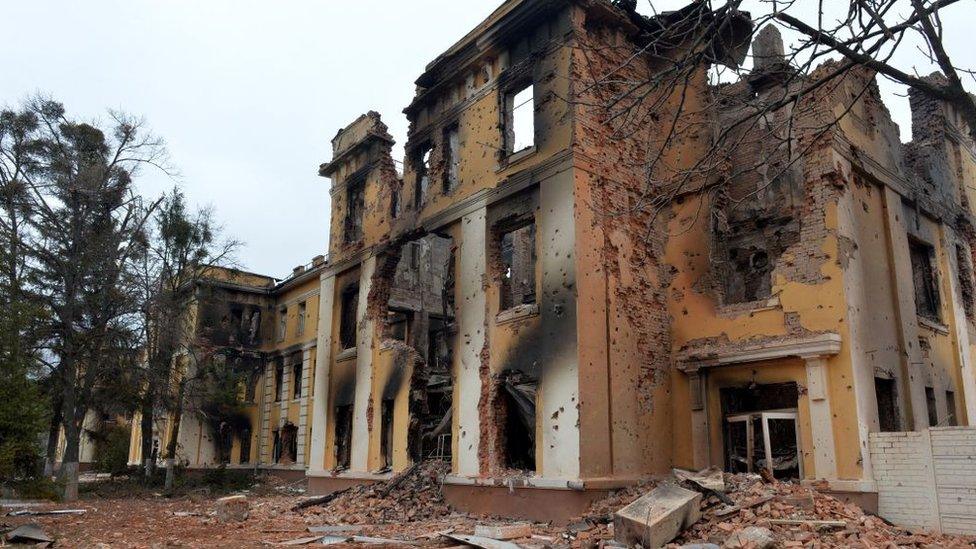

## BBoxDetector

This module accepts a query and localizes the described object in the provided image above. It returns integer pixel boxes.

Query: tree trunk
[43,397,63,477]
[163,382,186,492]
[140,401,155,479]
[58,413,82,502]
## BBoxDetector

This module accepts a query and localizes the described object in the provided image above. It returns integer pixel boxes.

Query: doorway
[721,382,802,480]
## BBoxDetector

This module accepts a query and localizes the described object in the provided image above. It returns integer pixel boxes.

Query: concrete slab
[614,483,702,549]
[474,523,532,540]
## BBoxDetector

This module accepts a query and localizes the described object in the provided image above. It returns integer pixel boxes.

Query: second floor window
[345,179,365,243]
[443,125,460,192]
[505,82,534,155]
[292,360,303,399]
[340,286,359,350]
[274,363,285,402]
[277,307,287,341]
[910,239,940,321]
[414,143,432,207]
[297,301,307,336]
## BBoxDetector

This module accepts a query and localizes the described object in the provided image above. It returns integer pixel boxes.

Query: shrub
[93,425,132,477]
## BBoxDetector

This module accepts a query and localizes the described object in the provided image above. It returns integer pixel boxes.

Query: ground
[3,467,975,548]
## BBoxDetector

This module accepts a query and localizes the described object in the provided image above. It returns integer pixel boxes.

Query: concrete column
[351,256,377,472]
[882,186,930,431]
[308,274,336,475]
[802,355,838,479]
[258,360,275,465]
[688,370,710,470]
[456,207,487,477]
[941,227,976,425]
[296,348,313,465]
[538,171,580,479]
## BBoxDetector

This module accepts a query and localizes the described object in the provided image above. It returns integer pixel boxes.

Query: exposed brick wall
[870,428,976,535]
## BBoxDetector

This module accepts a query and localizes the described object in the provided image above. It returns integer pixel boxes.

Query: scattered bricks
[474,523,532,540]
[723,526,775,549]
[614,483,702,548]
[215,495,249,523]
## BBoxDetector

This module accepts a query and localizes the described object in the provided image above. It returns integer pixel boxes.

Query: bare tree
[579,0,975,222]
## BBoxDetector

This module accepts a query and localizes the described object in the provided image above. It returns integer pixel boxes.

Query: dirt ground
[2,494,523,548]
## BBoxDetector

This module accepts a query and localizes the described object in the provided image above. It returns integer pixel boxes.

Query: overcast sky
[4,0,974,277]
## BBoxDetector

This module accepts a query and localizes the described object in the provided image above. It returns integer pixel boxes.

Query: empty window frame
[272,429,282,463]
[946,390,958,426]
[292,360,303,399]
[334,405,353,470]
[277,307,287,341]
[274,362,285,402]
[925,387,939,427]
[380,399,395,470]
[874,377,900,432]
[244,372,260,403]
[501,374,537,471]
[910,240,941,321]
[239,429,252,465]
[345,178,365,243]
[297,301,307,336]
[339,286,359,350]
[499,223,537,310]
[388,310,411,342]
[443,125,460,193]
[504,82,535,155]
[390,185,402,218]
[414,143,433,207]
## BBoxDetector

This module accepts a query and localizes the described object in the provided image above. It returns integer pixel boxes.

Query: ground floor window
[334,405,353,470]
[238,429,251,465]
[497,371,537,472]
[272,430,282,463]
[380,399,394,470]
[874,377,900,432]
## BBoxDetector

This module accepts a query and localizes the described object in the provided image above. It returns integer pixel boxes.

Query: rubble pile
[303,461,453,524]
[585,479,660,519]
[674,474,975,548]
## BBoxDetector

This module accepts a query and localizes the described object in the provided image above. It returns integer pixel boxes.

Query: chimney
[312,255,326,267]
[752,25,785,72]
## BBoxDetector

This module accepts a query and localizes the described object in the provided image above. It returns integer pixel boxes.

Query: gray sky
[4,0,974,277]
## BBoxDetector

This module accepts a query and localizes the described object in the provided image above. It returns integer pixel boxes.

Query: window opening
[340,286,359,350]
[910,240,941,321]
[499,223,536,310]
[334,405,353,470]
[874,377,900,432]
[925,386,939,427]
[380,399,395,470]
[443,126,460,192]
[506,83,535,154]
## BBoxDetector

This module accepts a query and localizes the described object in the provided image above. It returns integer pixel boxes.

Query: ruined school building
[128,0,976,520]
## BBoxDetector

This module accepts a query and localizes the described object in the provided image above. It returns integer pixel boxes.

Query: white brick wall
[870,428,976,534]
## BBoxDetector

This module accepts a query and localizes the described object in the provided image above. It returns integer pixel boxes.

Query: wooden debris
[442,533,521,549]
[767,518,847,528]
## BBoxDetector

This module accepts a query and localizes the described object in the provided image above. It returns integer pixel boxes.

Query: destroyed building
[126,0,976,524]
[126,262,329,479]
